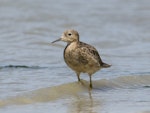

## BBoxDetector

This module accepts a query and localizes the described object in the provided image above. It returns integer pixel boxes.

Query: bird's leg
[76,72,81,82]
[89,74,93,89]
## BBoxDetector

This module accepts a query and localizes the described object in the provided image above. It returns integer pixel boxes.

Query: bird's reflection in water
[68,81,102,113]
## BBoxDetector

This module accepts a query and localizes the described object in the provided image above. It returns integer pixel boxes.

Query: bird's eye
[68,33,72,36]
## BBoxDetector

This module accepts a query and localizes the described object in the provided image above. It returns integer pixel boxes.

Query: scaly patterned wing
[76,42,103,66]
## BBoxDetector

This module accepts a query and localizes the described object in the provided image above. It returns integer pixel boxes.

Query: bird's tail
[101,62,111,68]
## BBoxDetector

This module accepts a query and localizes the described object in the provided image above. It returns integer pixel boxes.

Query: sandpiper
[52,29,111,89]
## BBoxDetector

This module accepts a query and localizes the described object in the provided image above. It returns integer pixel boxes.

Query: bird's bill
[51,38,61,43]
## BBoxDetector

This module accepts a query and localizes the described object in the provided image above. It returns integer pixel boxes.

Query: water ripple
[0,65,46,69]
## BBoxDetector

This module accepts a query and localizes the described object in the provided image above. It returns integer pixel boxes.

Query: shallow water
[0,0,150,113]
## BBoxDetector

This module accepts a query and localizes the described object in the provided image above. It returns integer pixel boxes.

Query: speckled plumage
[52,29,111,88]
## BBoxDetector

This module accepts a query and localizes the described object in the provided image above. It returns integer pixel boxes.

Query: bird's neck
[66,41,79,50]
[67,40,79,45]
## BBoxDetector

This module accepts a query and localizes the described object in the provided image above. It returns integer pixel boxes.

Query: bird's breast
[64,42,84,71]
[64,42,77,62]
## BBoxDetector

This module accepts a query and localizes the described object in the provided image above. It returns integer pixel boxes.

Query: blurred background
[0,0,150,113]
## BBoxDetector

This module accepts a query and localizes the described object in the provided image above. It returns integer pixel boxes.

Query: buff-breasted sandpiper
[52,29,111,89]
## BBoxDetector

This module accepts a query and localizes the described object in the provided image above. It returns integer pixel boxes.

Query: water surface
[0,0,150,113]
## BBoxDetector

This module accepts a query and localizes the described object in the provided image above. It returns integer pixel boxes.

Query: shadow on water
[0,75,149,108]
